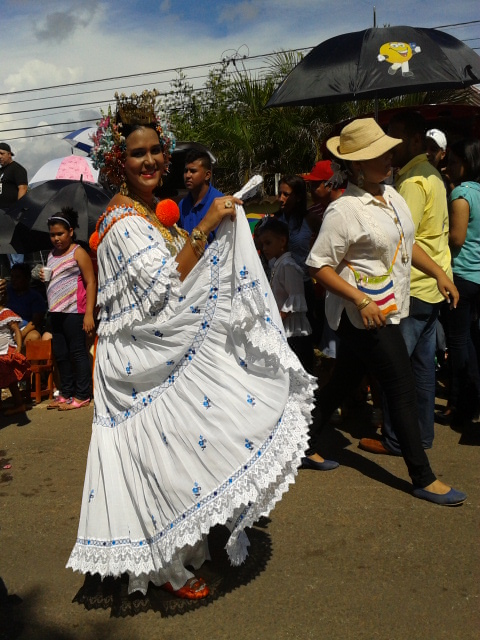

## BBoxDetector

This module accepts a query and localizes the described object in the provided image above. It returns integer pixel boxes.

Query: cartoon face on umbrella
[266,25,480,107]
[378,41,421,78]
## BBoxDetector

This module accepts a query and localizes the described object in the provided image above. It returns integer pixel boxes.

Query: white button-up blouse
[306,182,415,331]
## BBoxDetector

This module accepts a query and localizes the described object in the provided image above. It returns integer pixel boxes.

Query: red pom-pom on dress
[155,199,180,227]
[89,230,100,252]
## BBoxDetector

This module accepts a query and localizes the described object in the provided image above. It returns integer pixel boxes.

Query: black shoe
[435,407,455,425]
[301,456,339,471]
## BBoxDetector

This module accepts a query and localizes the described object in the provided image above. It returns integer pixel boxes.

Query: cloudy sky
[1,0,479,177]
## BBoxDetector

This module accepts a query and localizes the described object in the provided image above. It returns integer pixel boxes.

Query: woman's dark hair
[48,206,79,240]
[10,262,31,280]
[257,217,289,244]
[448,139,480,183]
[279,174,308,230]
[116,117,162,147]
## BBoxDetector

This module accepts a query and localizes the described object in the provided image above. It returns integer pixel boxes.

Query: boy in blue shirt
[179,150,223,239]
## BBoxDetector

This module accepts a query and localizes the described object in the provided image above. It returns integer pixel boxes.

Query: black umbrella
[0,179,111,254]
[266,26,480,108]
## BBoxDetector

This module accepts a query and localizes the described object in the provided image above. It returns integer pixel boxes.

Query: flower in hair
[90,107,126,187]
[90,91,176,189]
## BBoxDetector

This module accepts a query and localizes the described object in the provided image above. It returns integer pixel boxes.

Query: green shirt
[449,181,480,284]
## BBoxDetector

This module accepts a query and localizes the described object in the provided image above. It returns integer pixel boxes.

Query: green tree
[161,53,342,192]
[159,52,470,193]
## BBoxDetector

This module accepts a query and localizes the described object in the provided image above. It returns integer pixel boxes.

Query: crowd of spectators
[1,112,478,480]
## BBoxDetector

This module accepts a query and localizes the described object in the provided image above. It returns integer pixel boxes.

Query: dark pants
[307,314,436,488]
[445,275,480,412]
[50,312,91,401]
[288,335,314,374]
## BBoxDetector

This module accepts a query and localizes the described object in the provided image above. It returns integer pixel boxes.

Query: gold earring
[120,182,129,196]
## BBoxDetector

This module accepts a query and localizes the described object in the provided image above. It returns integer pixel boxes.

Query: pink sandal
[58,397,90,411]
[47,395,71,410]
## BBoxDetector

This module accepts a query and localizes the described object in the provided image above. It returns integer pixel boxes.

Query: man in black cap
[0,142,28,265]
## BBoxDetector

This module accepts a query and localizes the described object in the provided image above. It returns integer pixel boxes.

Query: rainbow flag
[246,212,266,234]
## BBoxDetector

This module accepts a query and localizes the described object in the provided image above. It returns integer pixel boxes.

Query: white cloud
[218,1,260,24]
[3,60,83,93]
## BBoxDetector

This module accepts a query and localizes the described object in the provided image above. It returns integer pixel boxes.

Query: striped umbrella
[63,127,96,153]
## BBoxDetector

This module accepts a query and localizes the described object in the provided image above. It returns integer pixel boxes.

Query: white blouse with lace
[66,203,315,594]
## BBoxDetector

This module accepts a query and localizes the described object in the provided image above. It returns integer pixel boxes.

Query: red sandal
[162,577,209,600]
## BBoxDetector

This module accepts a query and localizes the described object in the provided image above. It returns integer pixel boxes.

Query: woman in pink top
[44,207,96,410]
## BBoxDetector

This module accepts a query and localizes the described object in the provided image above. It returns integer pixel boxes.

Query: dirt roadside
[0,395,478,640]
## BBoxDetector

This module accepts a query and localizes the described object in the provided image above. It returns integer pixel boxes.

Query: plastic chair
[25,340,54,404]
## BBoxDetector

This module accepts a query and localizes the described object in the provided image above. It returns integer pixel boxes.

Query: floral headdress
[90,89,176,188]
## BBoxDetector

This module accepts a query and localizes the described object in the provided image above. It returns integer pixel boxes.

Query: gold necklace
[129,198,181,256]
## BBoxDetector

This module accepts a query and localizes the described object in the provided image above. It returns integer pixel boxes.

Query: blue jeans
[383,297,439,453]
[50,312,91,401]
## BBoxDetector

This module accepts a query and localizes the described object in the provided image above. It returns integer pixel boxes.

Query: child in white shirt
[258,218,314,372]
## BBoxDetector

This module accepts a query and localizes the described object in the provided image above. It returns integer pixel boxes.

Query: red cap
[301,160,333,182]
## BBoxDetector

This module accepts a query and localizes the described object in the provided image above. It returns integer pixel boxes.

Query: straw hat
[326,118,402,161]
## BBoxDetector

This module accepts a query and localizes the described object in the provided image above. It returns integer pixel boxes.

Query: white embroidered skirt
[67,205,315,594]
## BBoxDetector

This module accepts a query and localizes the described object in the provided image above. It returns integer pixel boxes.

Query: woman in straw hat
[303,117,466,506]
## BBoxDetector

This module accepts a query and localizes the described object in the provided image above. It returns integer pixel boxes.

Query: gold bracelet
[189,237,205,259]
[356,296,372,310]
[191,227,208,244]
[189,227,207,259]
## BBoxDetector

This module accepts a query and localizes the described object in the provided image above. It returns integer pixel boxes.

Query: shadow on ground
[72,523,272,618]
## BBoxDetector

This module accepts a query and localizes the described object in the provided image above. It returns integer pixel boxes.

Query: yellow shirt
[395,154,452,303]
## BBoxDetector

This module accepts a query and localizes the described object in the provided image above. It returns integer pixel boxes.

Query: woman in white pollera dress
[66,90,315,599]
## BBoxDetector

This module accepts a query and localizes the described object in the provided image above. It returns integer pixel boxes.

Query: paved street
[0,388,478,640]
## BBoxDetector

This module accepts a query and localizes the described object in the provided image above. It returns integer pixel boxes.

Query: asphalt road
[0,387,478,640]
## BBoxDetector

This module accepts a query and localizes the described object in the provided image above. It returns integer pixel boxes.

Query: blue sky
[1,0,479,176]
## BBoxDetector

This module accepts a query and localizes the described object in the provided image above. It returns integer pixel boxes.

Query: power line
[0,48,309,99]
[3,127,94,142]
[1,25,477,104]
[434,19,480,29]
[0,64,272,118]
[0,79,273,129]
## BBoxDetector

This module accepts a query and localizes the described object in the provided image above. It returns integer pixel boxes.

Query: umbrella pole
[373,7,378,121]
